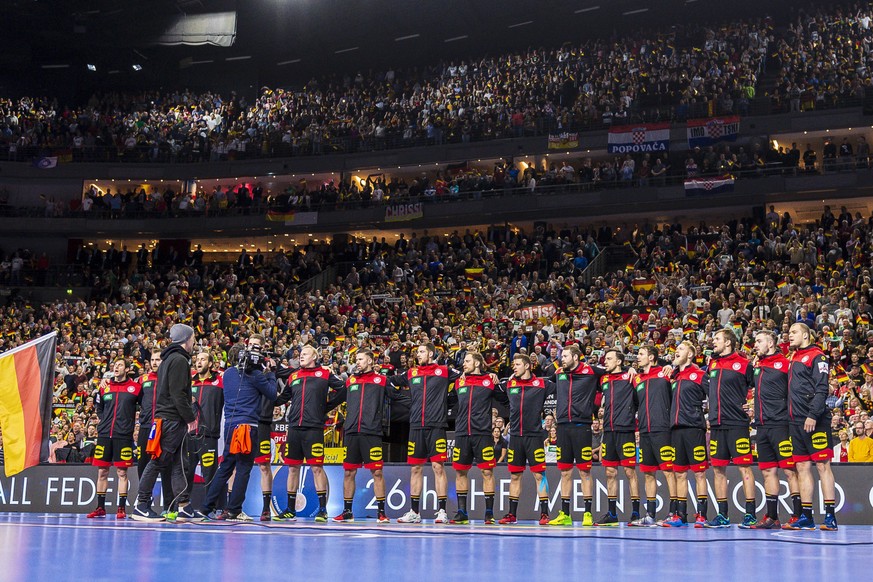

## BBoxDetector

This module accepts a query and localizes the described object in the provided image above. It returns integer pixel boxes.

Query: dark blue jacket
[221,366,277,431]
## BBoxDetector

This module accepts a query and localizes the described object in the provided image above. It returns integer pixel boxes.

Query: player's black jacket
[343,371,406,436]
[601,371,637,432]
[501,375,556,437]
[389,364,462,429]
[671,365,706,429]
[96,378,142,439]
[138,372,158,426]
[702,351,753,428]
[634,366,673,433]
[554,363,607,425]
[754,353,790,427]
[192,372,224,438]
[283,366,346,429]
[454,374,508,436]
[787,345,830,424]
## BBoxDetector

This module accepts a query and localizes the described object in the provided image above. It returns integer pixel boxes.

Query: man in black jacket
[183,351,224,505]
[131,324,198,522]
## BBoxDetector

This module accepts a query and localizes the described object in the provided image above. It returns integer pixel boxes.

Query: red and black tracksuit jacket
[192,372,224,439]
[453,374,508,436]
[389,364,462,429]
[754,353,790,427]
[670,365,707,429]
[96,378,142,439]
[601,371,637,432]
[501,375,556,437]
[787,345,830,425]
[554,364,607,425]
[138,372,158,427]
[343,372,401,436]
[634,367,672,434]
[282,367,346,429]
[702,352,753,428]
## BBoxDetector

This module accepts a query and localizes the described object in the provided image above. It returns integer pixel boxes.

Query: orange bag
[229,425,252,455]
[146,418,163,459]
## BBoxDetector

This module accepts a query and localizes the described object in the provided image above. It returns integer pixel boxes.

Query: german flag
[776,281,787,290]
[631,278,656,292]
[266,209,296,222]
[0,332,56,477]
[464,268,484,280]
[862,363,872,376]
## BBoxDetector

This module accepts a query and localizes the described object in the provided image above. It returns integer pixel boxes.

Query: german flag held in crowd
[0,332,57,477]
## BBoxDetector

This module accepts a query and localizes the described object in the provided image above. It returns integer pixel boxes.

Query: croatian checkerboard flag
[607,123,671,154]
[684,176,735,195]
[687,116,740,148]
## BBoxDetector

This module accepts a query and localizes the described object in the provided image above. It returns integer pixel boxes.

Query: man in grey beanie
[131,324,198,521]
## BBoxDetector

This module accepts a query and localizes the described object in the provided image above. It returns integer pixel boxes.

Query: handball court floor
[1,514,871,581]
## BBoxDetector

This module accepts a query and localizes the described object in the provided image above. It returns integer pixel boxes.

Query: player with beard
[594,349,640,526]
[497,354,556,525]
[450,351,506,524]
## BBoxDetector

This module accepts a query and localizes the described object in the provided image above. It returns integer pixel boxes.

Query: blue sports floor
[0,513,869,581]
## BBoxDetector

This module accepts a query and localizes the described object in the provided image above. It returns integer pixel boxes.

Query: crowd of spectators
[770,5,873,113]
[2,199,873,465]
[0,6,830,164]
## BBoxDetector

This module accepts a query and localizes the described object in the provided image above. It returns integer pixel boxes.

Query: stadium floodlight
[132,64,143,71]
[86,64,97,71]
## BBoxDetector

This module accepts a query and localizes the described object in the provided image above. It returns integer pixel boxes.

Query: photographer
[195,334,277,522]
[131,324,198,522]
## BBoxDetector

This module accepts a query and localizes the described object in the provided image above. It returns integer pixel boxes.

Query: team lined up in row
[89,322,836,530]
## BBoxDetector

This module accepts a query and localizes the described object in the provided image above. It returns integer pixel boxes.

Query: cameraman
[196,334,277,521]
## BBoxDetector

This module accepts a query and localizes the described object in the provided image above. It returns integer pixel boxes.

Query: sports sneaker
[192,510,213,521]
[538,512,550,525]
[87,507,106,519]
[226,511,254,523]
[397,510,422,524]
[548,511,572,526]
[781,516,799,530]
[333,510,355,523]
[483,512,495,524]
[314,510,328,523]
[694,514,707,528]
[581,511,594,526]
[627,511,641,526]
[170,505,199,522]
[738,513,758,529]
[449,511,469,524]
[629,515,657,527]
[703,514,731,528]
[116,507,127,520]
[274,509,297,522]
[498,513,517,525]
[663,514,686,527]
[784,514,816,530]
[594,512,619,526]
[656,512,675,527]
[751,516,781,530]
[260,510,271,522]
[376,512,390,524]
[130,503,166,522]
[434,509,449,524]
[820,514,838,531]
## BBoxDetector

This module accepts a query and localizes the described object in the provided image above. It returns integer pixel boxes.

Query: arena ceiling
[2,0,796,99]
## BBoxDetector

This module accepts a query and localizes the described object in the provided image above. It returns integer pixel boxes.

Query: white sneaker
[226,511,254,523]
[434,509,449,524]
[396,510,422,524]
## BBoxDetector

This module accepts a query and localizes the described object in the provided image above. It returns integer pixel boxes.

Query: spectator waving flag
[607,123,670,154]
[0,332,57,477]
